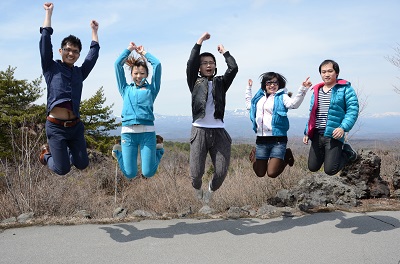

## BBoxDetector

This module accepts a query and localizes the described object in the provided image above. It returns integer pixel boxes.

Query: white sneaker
[203,182,214,204]
[203,190,213,204]
[112,144,121,159]
[194,188,203,201]
[156,143,164,149]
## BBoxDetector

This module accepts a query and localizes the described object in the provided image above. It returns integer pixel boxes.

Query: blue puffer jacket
[304,80,359,142]
[250,88,289,135]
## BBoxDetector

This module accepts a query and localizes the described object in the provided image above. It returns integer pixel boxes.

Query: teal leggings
[113,132,164,179]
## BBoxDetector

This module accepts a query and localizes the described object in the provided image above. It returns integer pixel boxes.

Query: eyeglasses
[266,81,279,86]
[62,48,80,55]
[200,61,216,66]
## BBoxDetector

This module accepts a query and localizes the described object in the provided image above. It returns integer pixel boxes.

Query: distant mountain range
[109,110,400,142]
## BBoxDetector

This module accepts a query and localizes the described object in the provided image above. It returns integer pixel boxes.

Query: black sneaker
[343,143,357,162]
[284,148,295,167]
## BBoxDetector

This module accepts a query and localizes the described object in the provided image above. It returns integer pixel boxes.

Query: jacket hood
[263,87,287,97]
[311,79,350,90]
[276,87,287,95]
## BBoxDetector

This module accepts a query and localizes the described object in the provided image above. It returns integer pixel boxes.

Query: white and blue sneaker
[112,144,121,160]
[156,135,164,149]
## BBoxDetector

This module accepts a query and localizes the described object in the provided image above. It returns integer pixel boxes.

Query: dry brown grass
[0,137,399,228]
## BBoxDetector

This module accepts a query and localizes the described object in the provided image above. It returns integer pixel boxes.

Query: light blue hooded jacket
[114,49,161,127]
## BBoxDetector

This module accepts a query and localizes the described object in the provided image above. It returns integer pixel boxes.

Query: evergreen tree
[0,66,45,158]
[0,67,118,157]
[80,86,118,153]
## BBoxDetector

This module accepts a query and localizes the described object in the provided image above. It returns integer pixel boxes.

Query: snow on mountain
[368,112,400,118]
[109,110,400,141]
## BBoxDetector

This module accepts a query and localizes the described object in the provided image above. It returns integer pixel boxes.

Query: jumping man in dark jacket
[186,32,238,205]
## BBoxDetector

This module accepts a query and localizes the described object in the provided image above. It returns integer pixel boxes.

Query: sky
[1,0,399,119]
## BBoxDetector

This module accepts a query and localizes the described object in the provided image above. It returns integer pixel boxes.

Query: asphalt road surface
[1,211,399,264]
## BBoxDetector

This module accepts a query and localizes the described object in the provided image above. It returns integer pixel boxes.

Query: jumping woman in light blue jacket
[112,41,164,179]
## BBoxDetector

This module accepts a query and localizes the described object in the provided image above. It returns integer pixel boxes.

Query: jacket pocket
[273,111,289,131]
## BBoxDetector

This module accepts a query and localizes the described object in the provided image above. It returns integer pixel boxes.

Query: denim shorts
[255,141,287,160]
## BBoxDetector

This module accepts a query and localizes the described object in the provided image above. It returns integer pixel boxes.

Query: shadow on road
[99,211,400,243]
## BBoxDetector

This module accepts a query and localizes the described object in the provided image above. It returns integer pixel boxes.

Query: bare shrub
[1,136,399,223]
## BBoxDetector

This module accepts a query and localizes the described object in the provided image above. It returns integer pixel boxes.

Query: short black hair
[199,52,216,63]
[61,35,82,52]
[199,52,217,76]
[319,59,340,75]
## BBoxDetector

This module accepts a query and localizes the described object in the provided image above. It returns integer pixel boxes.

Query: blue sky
[1,0,399,118]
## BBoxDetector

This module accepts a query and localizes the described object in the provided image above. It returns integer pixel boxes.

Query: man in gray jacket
[186,32,238,205]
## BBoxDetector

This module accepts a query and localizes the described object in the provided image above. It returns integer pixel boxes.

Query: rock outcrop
[268,149,391,211]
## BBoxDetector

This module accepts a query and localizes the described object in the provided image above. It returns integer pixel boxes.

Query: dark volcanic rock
[268,149,390,211]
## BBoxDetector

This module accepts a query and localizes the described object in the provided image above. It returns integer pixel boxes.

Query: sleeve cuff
[40,27,53,34]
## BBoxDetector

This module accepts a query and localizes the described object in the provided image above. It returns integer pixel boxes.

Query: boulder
[268,149,390,211]
[392,165,400,190]
[340,149,390,198]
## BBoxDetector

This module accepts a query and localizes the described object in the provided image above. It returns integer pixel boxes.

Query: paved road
[1,211,399,264]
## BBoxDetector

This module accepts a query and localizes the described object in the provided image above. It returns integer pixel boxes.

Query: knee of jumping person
[123,167,139,179]
[267,172,280,178]
[191,178,203,190]
[124,173,138,179]
[209,179,224,191]
[141,174,154,179]
[141,168,156,178]
[53,166,71,176]
[74,161,89,170]
[308,165,321,173]
[253,164,267,178]
[254,171,266,177]
[324,168,339,176]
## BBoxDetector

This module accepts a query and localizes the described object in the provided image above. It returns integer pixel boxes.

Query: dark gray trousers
[190,126,232,191]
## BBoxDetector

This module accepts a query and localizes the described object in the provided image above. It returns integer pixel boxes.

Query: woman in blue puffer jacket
[303,59,359,175]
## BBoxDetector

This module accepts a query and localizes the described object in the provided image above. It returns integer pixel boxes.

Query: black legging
[308,134,349,175]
